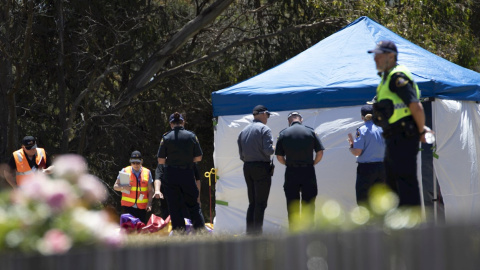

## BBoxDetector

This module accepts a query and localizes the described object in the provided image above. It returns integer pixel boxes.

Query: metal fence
[1,224,479,270]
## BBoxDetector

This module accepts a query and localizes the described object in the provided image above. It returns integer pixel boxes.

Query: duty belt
[166,164,193,169]
[287,164,313,168]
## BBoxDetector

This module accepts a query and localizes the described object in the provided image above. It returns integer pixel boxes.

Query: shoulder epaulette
[278,127,287,134]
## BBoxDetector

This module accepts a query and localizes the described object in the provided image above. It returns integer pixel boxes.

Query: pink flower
[44,180,77,212]
[37,229,72,255]
[52,154,88,182]
[77,174,107,203]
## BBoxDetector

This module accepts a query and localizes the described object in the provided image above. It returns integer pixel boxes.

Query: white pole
[433,175,437,224]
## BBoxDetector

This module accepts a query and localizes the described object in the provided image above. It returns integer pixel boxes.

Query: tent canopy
[212,16,480,117]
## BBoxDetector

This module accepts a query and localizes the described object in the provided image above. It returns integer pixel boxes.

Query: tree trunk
[56,0,69,153]
[6,0,34,156]
[0,55,11,161]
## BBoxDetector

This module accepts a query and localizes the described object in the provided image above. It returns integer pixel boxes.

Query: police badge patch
[395,76,409,88]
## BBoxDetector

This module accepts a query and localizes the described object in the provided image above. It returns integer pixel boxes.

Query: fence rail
[1,224,479,270]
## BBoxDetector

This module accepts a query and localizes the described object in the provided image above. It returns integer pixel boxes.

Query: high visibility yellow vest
[120,166,150,209]
[376,65,420,124]
[13,148,47,186]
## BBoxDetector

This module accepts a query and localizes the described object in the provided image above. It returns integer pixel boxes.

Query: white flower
[52,154,88,182]
[77,174,107,203]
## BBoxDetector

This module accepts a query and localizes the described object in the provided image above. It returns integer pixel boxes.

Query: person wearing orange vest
[4,136,54,188]
[113,150,153,223]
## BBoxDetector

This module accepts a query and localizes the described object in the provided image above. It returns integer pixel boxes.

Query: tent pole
[434,176,437,224]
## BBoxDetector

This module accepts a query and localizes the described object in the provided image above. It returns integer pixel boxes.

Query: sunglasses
[258,111,271,118]
[131,162,141,165]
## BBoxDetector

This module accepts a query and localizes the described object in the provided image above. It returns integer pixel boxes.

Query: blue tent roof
[212,16,480,116]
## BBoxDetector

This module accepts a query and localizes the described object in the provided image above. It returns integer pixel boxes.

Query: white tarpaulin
[213,106,424,233]
[433,99,480,223]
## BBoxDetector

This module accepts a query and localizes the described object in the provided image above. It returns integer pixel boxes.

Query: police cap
[253,105,270,116]
[368,40,398,54]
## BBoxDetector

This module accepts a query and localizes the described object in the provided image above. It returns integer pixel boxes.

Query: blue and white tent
[211,16,480,233]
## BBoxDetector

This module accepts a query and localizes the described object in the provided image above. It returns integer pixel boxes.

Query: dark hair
[171,112,184,124]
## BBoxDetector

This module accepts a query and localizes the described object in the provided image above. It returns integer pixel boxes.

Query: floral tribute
[0,154,125,254]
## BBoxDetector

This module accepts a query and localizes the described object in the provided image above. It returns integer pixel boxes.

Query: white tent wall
[433,99,480,223]
[213,105,424,233]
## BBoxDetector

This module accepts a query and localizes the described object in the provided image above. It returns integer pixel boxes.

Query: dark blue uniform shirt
[275,122,324,166]
[157,126,203,167]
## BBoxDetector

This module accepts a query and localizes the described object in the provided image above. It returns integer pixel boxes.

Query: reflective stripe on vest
[376,65,421,124]
[131,187,148,192]
[13,148,47,186]
[120,166,150,209]
[121,197,149,204]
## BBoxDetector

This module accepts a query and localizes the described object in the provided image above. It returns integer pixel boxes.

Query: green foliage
[288,183,425,233]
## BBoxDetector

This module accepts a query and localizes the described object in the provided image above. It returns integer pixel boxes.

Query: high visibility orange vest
[120,166,150,209]
[13,148,47,186]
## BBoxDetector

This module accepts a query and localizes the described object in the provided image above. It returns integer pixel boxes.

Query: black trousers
[284,166,317,228]
[243,162,272,235]
[356,162,386,205]
[122,206,147,224]
[163,166,205,231]
[384,131,421,206]
[158,183,191,220]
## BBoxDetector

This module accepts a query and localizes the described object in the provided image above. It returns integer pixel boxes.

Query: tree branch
[135,18,347,95]
[114,0,235,110]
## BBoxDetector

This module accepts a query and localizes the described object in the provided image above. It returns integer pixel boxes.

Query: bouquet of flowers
[0,154,125,254]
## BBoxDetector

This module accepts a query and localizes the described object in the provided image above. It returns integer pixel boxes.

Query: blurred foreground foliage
[289,183,424,233]
[0,155,123,254]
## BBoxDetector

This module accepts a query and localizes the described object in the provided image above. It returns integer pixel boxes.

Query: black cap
[169,113,184,123]
[129,150,142,163]
[253,105,270,115]
[22,136,37,150]
[288,111,302,118]
[361,105,374,117]
[368,40,398,54]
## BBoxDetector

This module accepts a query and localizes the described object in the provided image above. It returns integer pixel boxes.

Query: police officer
[4,135,54,188]
[237,105,275,235]
[113,150,153,224]
[275,112,324,228]
[154,162,201,220]
[347,105,386,205]
[368,40,432,206]
[157,112,205,232]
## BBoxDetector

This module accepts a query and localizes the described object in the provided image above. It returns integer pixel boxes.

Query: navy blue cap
[169,113,184,123]
[130,150,142,163]
[368,40,398,54]
[22,136,37,150]
[361,105,374,117]
[253,105,270,115]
